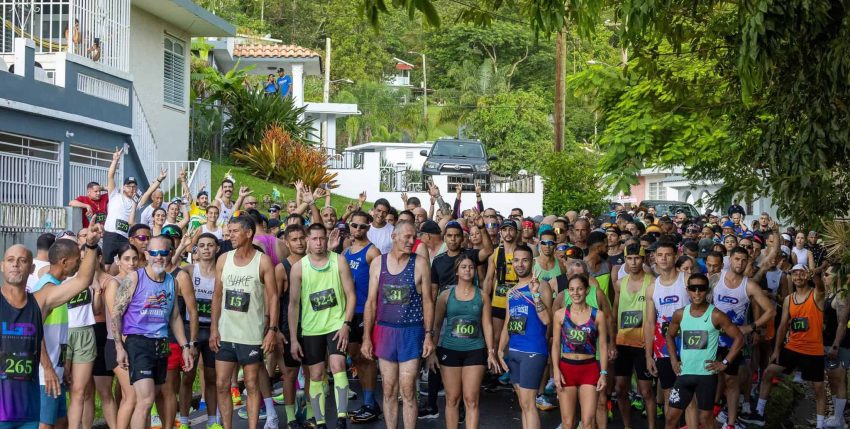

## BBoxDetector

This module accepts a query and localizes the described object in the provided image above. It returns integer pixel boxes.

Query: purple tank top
[376,254,423,327]
[122,268,175,338]
[255,234,280,266]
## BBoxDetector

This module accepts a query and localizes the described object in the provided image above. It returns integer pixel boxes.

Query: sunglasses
[486,223,499,229]
[57,230,77,239]
[556,245,569,251]
[539,240,556,247]
[349,222,369,230]
[131,234,150,242]
[741,245,753,250]
[147,249,171,257]
[232,210,244,218]
[269,208,279,213]
[687,284,709,292]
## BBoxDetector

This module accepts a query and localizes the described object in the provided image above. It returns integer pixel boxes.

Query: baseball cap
[646,225,662,234]
[808,230,818,237]
[160,224,182,239]
[780,245,791,256]
[698,238,714,258]
[790,264,807,272]
[196,190,209,199]
[123,176,137,185]
[587,230,607,247]
[500,219,517,230]
[781,233,791,242]
[420,220,441,235]
[722,220,735,228]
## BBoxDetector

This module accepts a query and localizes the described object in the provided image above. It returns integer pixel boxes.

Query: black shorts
[105,339,118,371]
[216,341,264,366]
[349,313,365,344]
[102,231,129,264]
[716,347,745,376]
[280,331,299,368]
[92,322,113,377]
[778,347,825,382]
[669,374,718,411]
[615,345,652,380]
[193,327,215,369]
[656,357,677,389]
[492,307,506,320]
[125,335,169,385]
[301,332,344,366]
[437,347,487,367]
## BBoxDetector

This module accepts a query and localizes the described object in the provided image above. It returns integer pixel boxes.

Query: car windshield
[652,203,700,218]
[430,141,484,158]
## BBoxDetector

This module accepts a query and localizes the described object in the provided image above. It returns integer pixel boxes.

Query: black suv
[420,138,495,191]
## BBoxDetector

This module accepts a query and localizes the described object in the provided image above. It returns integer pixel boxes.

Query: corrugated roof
[233,44,320,59]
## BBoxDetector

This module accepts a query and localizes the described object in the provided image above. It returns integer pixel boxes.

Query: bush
[224,86,313,151]
[233,125,338,189]
[541,148,609,216]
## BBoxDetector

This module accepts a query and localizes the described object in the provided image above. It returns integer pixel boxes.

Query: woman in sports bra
[551,274,609,429]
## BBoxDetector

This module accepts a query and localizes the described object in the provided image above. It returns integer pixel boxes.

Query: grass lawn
[210,163,370,214]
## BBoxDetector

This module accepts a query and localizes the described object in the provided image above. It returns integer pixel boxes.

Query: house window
[648,181,665,200]
[163,35,186,108]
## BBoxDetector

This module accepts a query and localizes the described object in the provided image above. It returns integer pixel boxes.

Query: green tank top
[534,260,562,282]
[616,273,650,347]
[439,286,485,351]
[300,252,346,336]
[680,304,719,376]
[565,285,599,309]
[220,250,266,345]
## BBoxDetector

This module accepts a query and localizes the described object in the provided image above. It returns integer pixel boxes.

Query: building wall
[381,147,429,170]
[129,6,190,163]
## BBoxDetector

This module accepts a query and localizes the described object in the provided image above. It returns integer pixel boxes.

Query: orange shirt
[786,289,823,356]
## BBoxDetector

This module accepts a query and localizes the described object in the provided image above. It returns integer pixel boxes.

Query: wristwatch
[182,343,191,349]
[721,358,729,366]
[268,326,279,332]
[425,330,435,336]
[84,242,99,250]
[344,320,354,328]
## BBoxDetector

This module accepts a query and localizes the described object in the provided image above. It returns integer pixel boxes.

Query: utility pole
[409,51,428,123]
[553,30,566,151]
[322,37,331,150]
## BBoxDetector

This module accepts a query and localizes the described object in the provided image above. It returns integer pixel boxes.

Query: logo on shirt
[144,290,170,309]
[717,295,739,305]
[1,322,36,337]
[659,295,680,305]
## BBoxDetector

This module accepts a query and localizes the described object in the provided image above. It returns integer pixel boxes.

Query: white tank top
[202,224,223,240]
[792,247,810,267]
[216,198,234,228]
[191,264,215,325]
[67,277,96,328]
[713,270,750,347]
[653,271,690,323]
[617,263,627,280]
[764,269,782,295]
[104,190,135,237]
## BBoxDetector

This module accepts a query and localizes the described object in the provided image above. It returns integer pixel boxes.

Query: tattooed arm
[112,271,139,369]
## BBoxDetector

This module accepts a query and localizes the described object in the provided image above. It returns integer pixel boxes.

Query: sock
[309,379,326,424]
[305,400,314,420]
[263,397,278,420]
[333,372,350,417]
[756,398,767,415]
[363,389,376,408]
[206,414,216,428]
[179,415,189,426]
[817,414,825,428]
[835,398,847,417]
[284,404,296,423]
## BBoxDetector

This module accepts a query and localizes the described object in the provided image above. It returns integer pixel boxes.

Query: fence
[189,101,228,163]
[0,132,62,206]
[433,172,537,193]
[325,147,362,170]
[132,88,158,182]
[156,159,211,202]
[380,165,423,192]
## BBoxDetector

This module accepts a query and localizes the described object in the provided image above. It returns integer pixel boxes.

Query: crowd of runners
[1,148,847,429]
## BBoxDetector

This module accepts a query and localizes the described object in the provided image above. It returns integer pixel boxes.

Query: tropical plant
[540,148,608,216]
[223,86,312,151]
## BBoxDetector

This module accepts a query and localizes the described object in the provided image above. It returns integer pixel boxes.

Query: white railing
[0,132,62,206]
[77,72,128,105]
[69,161,107,194]
[156,159,212,202]
[131,87,158,183]
[0,0,130,72]
[0,203,67,231]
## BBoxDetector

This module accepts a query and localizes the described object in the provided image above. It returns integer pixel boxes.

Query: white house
[345,141,432,170]
[386,57,414,88]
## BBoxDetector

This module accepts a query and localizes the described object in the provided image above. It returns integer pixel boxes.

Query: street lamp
[587,59,613,66]
[330,78,353,84]
[408,51,427,122]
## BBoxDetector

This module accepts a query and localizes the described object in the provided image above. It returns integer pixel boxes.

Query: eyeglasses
[539,240,556,247]
[349,222,369,230]
[57,230,76,239]
[131,234,150,242]
[147,249,171,257]
[687,284,709,292]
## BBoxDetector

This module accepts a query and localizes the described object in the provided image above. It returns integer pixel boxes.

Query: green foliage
[465,90,554,175]
[541,148,608,216]
[335,81,423,146]
[223,87,312,151]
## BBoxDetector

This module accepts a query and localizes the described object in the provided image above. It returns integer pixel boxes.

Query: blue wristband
[599,370,608,375]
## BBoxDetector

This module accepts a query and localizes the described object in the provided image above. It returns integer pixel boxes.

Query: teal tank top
[680,304,719,376]
[439,286,485,351]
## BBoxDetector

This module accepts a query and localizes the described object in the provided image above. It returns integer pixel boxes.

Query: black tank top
[824,294,850,348]
[0,291,44,421]
[279,259,292,331]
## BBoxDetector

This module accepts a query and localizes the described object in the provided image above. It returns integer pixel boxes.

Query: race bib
[155,339,170,357]
[224,290,250,312]
[196,298,212,319]
[495,284,511,298]
[67,288,92,309]
[790,317,809,333]
[115,219,130,233]
[450,318,480,339]
[0,352,35,381]
[620,310,643,329]
[683,330,708,350]
[93,213,106,225]
[566,328,588,345]
[382,284,411,305]
[309,289,338,312]
[507,315,527,335]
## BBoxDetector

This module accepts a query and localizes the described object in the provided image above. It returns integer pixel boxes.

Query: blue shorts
[0,422,39,429]
[373,324,424,363]
[506,350,548,390]
[39,385,67,425]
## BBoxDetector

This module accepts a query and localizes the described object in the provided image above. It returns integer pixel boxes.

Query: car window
[430,142,484,158]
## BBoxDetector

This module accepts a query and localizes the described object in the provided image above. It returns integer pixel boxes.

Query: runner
[586,231,612,301]
[140,190,165,228]
[744,264,825,428]
[90,254,119,429]
[711,246,775,429]
[496,244,552,429]
[791,232,816,268]
[534,229,562,282]
[0,227,102,429]
[361,221,434,429]
[551,274,609,429]
[111,235,194,429]
[429,253,500,429]
[664,273,744,429]
[823,264,850,429]
[69,180,110,228]
[178,233,220,429]
[288,223,357,429]
[484,219,520,366]
[342,211,383,424]
[210,215,279,429]
[612,243,656,429]
[366,199,394,254]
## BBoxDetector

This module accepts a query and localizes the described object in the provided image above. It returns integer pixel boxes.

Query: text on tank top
[122,268,174,339]
[104,190,135,236]
[344,243,373,314]
[616,273,650,347]
[190,265,215,326]
[493,246,518,309]
[31,273,68,383]
[786,289,824,356]
[507,284,548,355]
[220,250,265,344]
[0,291,43,422]
[712,270,750,347]
[652,272,689,358]
[560,307,598,358]
[300,252,347,336]
[680,304,720,376]
[439,286,485,351]
[376,254,422,327]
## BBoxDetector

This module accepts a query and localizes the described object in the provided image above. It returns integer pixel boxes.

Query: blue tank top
[123,268,175,339]
[560,307,598,358]
[376,254,423,327]
[507,284,548,355]
[344,243,373,314]
[0,291,43,422]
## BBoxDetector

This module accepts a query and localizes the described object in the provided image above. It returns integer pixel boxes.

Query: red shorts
[167,342,182,371]
[559,358,600,387]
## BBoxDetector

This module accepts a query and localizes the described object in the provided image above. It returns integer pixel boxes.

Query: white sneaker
[263,415,279,429]
[825,415,846,429]
[715,409,728,425]
[151,415,163,429]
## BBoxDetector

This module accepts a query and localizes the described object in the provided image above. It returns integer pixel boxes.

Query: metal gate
[0,132,61,206]
[69,145,113,196]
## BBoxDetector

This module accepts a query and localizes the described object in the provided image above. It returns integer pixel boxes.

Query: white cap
[790,263,807,272]
[780,245,791,256]
[781,233,791,242]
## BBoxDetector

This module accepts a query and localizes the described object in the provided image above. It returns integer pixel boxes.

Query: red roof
[396,62,414,71]
[233,44,320,59]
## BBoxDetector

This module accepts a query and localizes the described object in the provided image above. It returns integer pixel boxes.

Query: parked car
[420,138,495,191]
[639,200,701,218]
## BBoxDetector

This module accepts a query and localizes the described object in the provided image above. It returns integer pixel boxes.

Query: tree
[541,148,608,216]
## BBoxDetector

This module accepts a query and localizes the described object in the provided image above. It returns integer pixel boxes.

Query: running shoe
[544,378,557,396]
[607,400,614,421]
[198,400,207,412]
[535,394,557,411]
[231,387,243,406]
[824,415,846,429]
[715,408,728,425]
[237,406,268,420]
[657,404,664,418]
[151,415,163,429]
[208,424,224,429]
[498,371,511,385]
[349,404,381,424]
[264,415,279,429]
[303,418,317,429]
[273,393,286,405]
[739,411,765,426]
[417,405,439,419]
[179,424,189,429]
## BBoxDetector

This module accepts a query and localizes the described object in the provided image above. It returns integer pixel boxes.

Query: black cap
[500,219,517,230]
[196,190,209,198]
[587,230,607,247]
[420,220,441,235]
[123,176,137,185]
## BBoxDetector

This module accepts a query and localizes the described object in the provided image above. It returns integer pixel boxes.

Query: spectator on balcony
[70,181,109,229]
[277,68,292,98]
[87,37,101,62]
[264,73,277,95]
[64,19,82,54]
[139,189,164,228]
